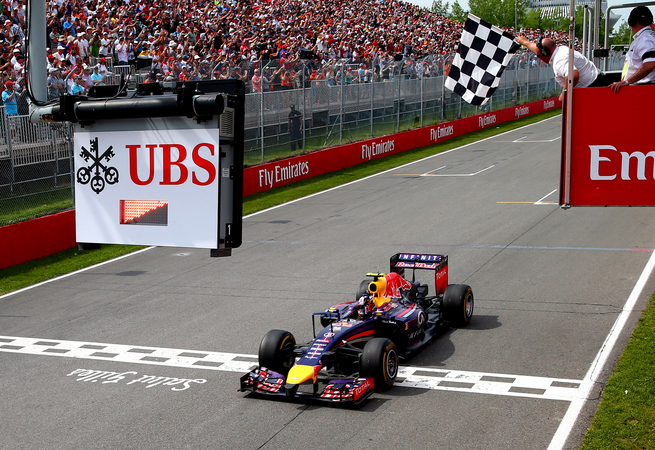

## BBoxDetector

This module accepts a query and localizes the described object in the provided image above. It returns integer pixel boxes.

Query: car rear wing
[389,253,448,296]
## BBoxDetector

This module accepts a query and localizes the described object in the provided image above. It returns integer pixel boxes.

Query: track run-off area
[2,115,655,449]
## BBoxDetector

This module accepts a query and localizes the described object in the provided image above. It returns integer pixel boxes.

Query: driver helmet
[357,294,374,317]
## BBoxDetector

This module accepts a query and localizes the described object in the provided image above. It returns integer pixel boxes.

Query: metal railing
[0,51,626,226]
[0,108,74,226]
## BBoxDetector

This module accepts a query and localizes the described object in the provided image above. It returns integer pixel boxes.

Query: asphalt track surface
[2,115,655,450]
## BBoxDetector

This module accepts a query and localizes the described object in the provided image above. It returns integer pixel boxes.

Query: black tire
[443,284,474,327]
[360,338,398,391]
[356,279,370,300]
[258,330,296,377]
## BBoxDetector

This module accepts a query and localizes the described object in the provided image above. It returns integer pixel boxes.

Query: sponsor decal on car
[352,378,375,401]
[398,253,442,262]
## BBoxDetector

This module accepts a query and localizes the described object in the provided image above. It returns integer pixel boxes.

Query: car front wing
[239,367,375,404]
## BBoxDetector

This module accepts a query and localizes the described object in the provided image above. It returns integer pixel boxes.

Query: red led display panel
[120,200,168,225]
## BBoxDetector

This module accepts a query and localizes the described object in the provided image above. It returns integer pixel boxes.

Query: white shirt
[77,38,89,58]
[115,41,128,62]
[550,45,599,88]
[99,37,111,56]
[625,26,655,84]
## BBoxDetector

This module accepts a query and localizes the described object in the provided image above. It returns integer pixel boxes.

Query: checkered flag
[445,14,520,106]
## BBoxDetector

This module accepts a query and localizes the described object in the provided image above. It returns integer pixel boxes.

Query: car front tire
[360,338,398,391]
[258,329,296,377]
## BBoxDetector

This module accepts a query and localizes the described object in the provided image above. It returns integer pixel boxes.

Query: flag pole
[563,0,575,208]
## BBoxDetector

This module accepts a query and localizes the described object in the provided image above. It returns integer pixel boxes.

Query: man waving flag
[446,14,521,106]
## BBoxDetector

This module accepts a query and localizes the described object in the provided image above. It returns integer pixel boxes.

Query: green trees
[609,21,632,47]
[450,0,468,22]
[431,0,450,16]
[468,0,529,28]
[523,8,567,32]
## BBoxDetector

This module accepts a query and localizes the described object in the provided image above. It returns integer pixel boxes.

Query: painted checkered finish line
[0,335,586,401]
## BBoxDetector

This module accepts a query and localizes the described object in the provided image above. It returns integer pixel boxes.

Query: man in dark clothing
[288,104,302,151]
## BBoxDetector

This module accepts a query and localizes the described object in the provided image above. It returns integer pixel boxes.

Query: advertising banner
[561,85,655,206]
[74,128,220,248]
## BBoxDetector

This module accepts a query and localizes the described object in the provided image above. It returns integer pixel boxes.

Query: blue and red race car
[239,253,474,404]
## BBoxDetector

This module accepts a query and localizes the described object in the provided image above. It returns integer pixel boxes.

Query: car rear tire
[443,284,474,327]
[258,330,296,377]
[356,279,370,300]
[360,338,398,391]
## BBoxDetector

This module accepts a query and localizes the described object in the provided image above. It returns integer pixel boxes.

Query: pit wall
[0,97,561,270]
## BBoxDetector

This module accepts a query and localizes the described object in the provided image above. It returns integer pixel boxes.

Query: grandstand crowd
[0,0,581,102]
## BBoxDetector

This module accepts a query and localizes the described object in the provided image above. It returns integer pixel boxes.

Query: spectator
[91,65,104,86]
[115,36,128,66]
[70,75,85,95]
[97,57,111,77]
[15,77,29,115]
[47,67,64,100]
[2,79,17,115]
[288,104,302,151]
[76,32,90,59]
[33,0,588,94]
[2,79,17,139]
[88,30,101,58]
[251,68,262,92]
[80,64,93,90]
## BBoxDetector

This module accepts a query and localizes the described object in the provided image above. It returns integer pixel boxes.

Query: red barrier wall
[1,96,560,270]
[561,85,655,206]
[243,97,561,197]
[0,209,77,270]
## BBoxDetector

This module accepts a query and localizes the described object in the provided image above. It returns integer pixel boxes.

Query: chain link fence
[0,108,73,226]
[0,51,625,226]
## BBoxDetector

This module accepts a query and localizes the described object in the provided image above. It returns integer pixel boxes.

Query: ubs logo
[77,137,119,194]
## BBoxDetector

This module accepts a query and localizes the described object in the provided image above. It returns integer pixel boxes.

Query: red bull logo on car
[368,272,412,308]
[382,272,412,298]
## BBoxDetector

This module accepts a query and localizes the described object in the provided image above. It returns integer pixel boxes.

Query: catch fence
[0,51,625,226]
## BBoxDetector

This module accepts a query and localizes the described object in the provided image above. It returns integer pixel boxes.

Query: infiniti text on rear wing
[389,253,449,296]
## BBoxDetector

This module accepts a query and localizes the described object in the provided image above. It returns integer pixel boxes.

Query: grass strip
[0,108,561,295]
[0,188,74,227]
[580,293,655,449]
[0,245,145,295]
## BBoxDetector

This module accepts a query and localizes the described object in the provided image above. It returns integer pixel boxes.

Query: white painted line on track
[513,136,561,143]
[424,165,447,175]
[0,335,584,401]
[535,189,558,205]
[420,165,495,177]
[547,248,655,450]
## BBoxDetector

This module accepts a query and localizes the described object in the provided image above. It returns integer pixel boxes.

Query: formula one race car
[239,253,474,404]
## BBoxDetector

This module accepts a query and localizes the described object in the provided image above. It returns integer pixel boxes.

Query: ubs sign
[75,128,221,248]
